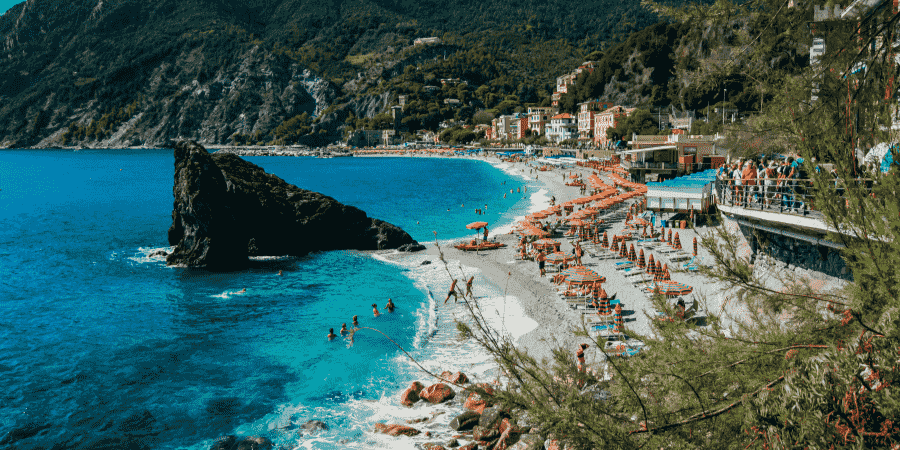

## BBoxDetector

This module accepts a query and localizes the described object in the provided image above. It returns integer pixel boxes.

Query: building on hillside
[528,107,557,135]
[593,106,633,147]
[443,98,462,106]
[348,130,383,147]
[382,129,399,146]
[398,95,408,109]
[511,114,530,140]
[551,92,562,107]
[577,100,616,143]
[440,78,465,86]
[668,110,695,131]
[622,133,721,182]
[391,106,403,131]
[484,126,495,140]
[556,73,577,94]
[544,113,577,143]
[414,37,442,45]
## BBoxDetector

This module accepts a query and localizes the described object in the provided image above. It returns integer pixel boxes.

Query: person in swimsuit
[536,251,546,277]
[465,276,475,298]
[327,328,337,340]
[385,298,395,312]
[372,303,380,317]
[340,323,349,335]
[445,279,459,303]
[576,343,588,370]
[352,315,359,328]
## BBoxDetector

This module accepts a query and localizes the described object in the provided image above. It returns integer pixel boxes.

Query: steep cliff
[166,141,421,270]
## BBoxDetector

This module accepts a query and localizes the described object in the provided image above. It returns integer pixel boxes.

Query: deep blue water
[0,150,537,450]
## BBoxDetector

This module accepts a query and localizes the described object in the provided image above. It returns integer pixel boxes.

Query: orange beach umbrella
[466,221,489,230]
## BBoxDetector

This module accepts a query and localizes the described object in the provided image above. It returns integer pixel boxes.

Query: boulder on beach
[509,433,545,450]
[449,410,480,431]
[440,370,469,384]
[166,141,420,270]
[209,435,273,450]
[464,383,495,414]
[400,381,425,406]
[420,383,455,404]
[373,423,421,436]
[478,406,509,429]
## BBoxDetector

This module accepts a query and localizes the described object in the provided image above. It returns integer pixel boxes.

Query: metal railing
[624,161,679,170]
[714,178,820,216]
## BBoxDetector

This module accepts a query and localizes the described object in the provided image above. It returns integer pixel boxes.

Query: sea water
[0,150,545,449]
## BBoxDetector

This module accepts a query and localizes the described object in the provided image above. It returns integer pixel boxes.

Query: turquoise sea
[0,150,546,449]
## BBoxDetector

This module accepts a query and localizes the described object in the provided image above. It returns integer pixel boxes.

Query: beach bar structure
[623,133,723,182]
[645,169,718,213]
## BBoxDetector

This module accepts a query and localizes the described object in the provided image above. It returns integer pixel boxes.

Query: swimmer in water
[352,315,359,328]
[386,298,395,312]
[340,323,349,335]
[238,288,246,294]
[327,328,337,340]
[277,270,283,276]
[372,303,380,317]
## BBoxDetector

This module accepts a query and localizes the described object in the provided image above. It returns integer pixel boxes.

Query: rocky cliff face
[166,141,421,270]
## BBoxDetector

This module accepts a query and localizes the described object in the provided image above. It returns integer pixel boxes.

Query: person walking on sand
[340,323,349,336]
[576,343,588,371]
[444,279,459,303]
[372,303,380,317]
[483,226,489,241]
[352,315,359,328]
[536,251,546,277]
[327,328,337,340]
[385,298,395,312]
[574,243,583,265]
[465,276,475,298]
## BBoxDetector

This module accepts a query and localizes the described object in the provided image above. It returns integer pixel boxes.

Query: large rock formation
[166,141,420,270]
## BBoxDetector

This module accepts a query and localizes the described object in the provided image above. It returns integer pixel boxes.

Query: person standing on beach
[536,251,546,277]
[576,343,588,371]
[385,298,395,312]
[483,227,489,241]
[465,276,475,298]
[574,243,583,265]
[445,279,459,303]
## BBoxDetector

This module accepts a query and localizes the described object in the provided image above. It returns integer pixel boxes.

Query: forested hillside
[0,0,664,148]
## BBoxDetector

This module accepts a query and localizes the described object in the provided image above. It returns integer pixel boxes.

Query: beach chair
[667,252,692,263]
[614,261,635,270]
[622,267,645,277]
[682,256,701,272]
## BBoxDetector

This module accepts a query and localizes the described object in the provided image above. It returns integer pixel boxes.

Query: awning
[619,145,677,155]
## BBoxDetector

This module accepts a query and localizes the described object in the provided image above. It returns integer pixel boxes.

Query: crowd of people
[327,298,396,340]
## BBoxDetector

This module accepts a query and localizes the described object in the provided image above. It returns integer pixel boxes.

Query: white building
[544,113,577,143]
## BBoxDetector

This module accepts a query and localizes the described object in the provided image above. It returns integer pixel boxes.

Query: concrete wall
[721,215,850,282]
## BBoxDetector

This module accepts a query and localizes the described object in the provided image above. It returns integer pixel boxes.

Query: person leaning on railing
[732,162,743,206]
[742,160,757,207]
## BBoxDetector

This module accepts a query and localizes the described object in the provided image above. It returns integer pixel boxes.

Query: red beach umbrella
[693,237,698,257]
[647,254,656,274]
[601,232,609,249]
[628,243,636,262]
[619,240,628,258]
[654,261,664,280]
[660,227,667,242]
[467,221,489,230]
[566,271,605,285]
[652,280,693,297]
[638,249,645,268]
[545,252,571,264]
[611,238,619,253]
[674,232,682,250]
[662,263,671,280]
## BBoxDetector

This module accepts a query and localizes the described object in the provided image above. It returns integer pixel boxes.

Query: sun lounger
[622,268,645,277]
[614,261,635,270]
[667,252,692,262]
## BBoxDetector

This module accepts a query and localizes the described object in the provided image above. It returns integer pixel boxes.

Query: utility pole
[723,88,727,125]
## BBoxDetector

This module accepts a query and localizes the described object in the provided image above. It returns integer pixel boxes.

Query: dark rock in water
[148,249,169,258]
[449,410,480,431]
[299,420,329,434]
[399,242,427,252]
[420,260,432,265]
[210,435,273,450]
[166,141,419,270]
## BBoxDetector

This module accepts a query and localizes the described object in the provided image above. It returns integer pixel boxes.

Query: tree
[449,0,900,448]
[606,109,658,140]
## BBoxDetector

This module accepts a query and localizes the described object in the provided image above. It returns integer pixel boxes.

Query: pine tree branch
[629,375,786,434]
[695,344,828,379]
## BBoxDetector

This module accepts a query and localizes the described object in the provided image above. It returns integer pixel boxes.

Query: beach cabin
[624,133,721,183]
[645,169,718,214]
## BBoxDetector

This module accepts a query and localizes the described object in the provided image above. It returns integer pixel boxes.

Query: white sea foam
[488,160,532,182]
[210,289,247,299]
[492,188,551,236]
[127,246,173,264]
[470,295,538,345]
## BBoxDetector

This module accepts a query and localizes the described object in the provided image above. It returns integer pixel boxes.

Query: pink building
[593,106,634,146]
[577,101,615,143]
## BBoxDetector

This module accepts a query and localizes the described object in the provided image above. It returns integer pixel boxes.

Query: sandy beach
[380,153,849,369]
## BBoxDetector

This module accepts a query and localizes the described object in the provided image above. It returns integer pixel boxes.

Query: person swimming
[385,298,395,313]
[277,270,283,276]
[340,323,349,335]
[372,303,380,317]
[352,315,359,327]
[327,328,337,340]
[238,288,246,294]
